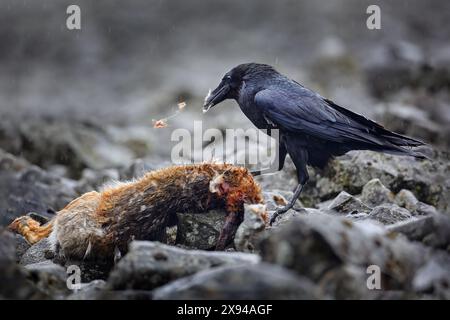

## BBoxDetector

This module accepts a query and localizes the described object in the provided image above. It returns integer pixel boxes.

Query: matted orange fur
[9,163,265,261]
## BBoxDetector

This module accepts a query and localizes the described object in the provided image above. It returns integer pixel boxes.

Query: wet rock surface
[259,214,449,298]
[302,150,450,214]
[176,210,227,250]
[20,238,53,266]
[0,121,137,179]
[24,261,69,298]
[387,213,450,250]
[107,241,260,290]
[234,204,268,253]
[1,143,449,299]
[1,1,450,299]
[360,179,395,207]
[152,263,318,300]
[0,150,78,225]
[328,191,372,215]
[368,204,413,225]
[0,228,48,299]
[65,280,107,300]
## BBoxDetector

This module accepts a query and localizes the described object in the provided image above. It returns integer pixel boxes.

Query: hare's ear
[209,173,230,196]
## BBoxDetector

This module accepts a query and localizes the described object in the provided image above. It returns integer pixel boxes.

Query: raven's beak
[203,83,230,113]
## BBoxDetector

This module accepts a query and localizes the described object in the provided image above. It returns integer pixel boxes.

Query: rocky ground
[1,0,450,300]
[1,42,450,300]
[0,140,449,299]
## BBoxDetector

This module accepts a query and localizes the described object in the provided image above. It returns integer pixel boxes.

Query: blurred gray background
[0,0,449,178]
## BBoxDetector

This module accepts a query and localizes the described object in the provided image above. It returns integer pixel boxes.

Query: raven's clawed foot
[269,206,290,225]
[269,183,305,225]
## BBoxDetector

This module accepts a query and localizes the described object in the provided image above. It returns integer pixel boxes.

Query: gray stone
[260,214,343,281]
[0,228,48,299]
[259,214,428,290]
[360,178,395,207]
[395,189,420,211]
[317,264,381,300]
[14,234,31,262]
[395,189,438,216]
[271,207,323,226]
[302,150,450,214]
[61,259,113,283]
[20,238,53,265]
[413,202,438,216]
[253,158,298,194]
[66,280,107,300]
[176,210,226,250]
[375,103,449,150]
[107,241,260,290]
[17,121,134,177]
[412,252,450,299]
[328,191,372,215]
[24,260,69,298]
[368,204,412,225]
[234,204,268,253]
[76,168,120,193]
[19,233,114,283]
[0,149,78,225]
[387,213,450,250]
[152,263,319,300]
[256,148,449,216]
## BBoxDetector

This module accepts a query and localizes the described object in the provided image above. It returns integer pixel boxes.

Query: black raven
[203,63,425,223]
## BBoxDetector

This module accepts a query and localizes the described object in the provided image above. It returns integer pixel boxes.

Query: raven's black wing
[254,85,424,148]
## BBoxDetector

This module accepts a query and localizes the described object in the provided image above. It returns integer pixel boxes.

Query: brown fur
[9,163,264,261]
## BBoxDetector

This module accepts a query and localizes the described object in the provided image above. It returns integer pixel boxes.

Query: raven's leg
[269,183,305,224]
[251,141,287,176]
[269,147,309,225]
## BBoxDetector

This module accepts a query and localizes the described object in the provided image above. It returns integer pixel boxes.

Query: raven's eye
[223,75,232,81]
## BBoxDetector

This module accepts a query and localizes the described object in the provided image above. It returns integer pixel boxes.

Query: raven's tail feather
[371,133,428,160]
[325,99,426,150]
[379,129,425,147]
[377,146,428,160]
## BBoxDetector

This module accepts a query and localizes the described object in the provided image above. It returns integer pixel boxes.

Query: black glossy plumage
[203,63,426,222]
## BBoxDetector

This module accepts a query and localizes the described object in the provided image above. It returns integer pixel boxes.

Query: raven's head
[203,63,276,113]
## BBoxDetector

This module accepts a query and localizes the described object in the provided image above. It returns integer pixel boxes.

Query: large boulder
[0,120,135,178]
[0,149,78,226]
[255,149,449,215]
[20,238,53,265]
[359,179,395,207]
[176,210,227,250]
[0,228,48,299]
[152,263,319,300]
[107,241,260,290]
[387,213,450,250]
[24,260,69,298]
[65,280,107,300]
[368,204,413,225]
[327,191,372,215]
[234,204,268,253]
[259,213,449,298]
[302,150,449,214]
